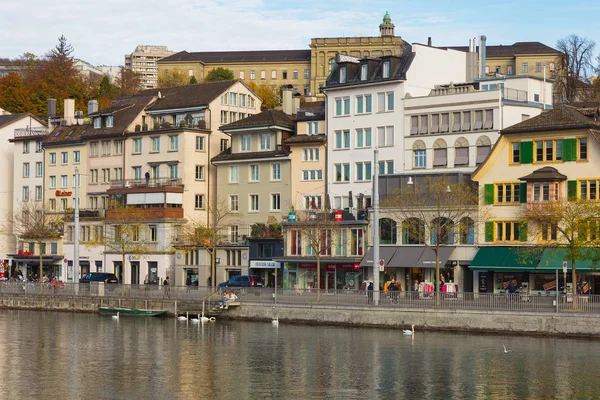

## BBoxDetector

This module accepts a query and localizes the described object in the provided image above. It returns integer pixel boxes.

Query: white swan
[199,314,210,323]
[112,312,120,320]
[402,324,414,335]
[177,315,187,321]
[272,316,279,326]
[503,344,512,353]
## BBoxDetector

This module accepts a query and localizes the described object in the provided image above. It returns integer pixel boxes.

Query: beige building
[125,45,175,89]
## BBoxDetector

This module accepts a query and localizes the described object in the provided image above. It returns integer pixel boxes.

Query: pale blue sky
[1,0,599,66]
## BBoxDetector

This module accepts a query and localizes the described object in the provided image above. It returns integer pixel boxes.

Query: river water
[0,310,598,400]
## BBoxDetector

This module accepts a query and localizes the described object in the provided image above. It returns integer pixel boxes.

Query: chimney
[427,37,432,47]
[47,99,57,117]
[293,96,301,115]
[64,99,75,125]
[88,100,98,115]
[479,35,487,78]
[282,85,293,115]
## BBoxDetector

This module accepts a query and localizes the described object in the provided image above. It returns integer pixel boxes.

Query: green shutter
[520,141,533,164]
[567,180,577,200]
[519,182,527,203]
[563,138,577,161]
[484,184,495,204]
[519,222,528,242]
[485,222,494,242]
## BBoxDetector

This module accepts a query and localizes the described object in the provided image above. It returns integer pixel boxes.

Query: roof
[296,101,325,121]
[284,134,326,145]
[220,109,295,131]
[43,124,88,146]
[501,106,600,134]
[519,166,567,182]
[140,80,238,111]
[83,96,154,139]
[0,113,45,129]
[211,147,291,163]
[443,42,561,57]
[160,50,311,64]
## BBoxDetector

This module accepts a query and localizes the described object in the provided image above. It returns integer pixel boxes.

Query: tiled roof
[161,50,311,64]
[211,147,291,163]
[501,106,600,134]
[443,42,561,57]
[0,113,45,129]
[140,80,237,111]
[519,166,567,182]
[296,101,325,121]
[43,124,88,146]
[284,134,326,145]
[220,109,295,131]
[83,96,154,139]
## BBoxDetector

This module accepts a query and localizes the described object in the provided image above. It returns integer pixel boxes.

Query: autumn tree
[0,73,33,113]
[247,81,280,109]
[555,35,597,103]
[384,177,481,303]
[189,75,198,84]
[158,68,188,88]
[115,67,141,97]
[204,67,234,82]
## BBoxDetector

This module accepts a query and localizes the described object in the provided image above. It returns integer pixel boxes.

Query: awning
[359,246,398,267]
[418,247,455,268]
[385,246,455,268]
[537,248,600,273]
[469,246,542,271]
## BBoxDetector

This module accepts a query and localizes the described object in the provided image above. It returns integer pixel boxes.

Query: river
[0,310,597,399]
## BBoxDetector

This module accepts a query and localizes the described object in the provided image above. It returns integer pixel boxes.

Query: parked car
[79,273,119,284]
[217,275,265,288]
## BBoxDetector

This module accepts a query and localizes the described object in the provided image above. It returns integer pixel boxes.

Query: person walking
[367,281,374,305]
[145,171,150,186]
[163,276,170,298]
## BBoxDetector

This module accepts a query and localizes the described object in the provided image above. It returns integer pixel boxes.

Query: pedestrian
[507,279,516,302]
[163,276,170,298]
[144,274,149,285]
[145,171,150,186]
[389,279,398,304]
[367,281,374,304]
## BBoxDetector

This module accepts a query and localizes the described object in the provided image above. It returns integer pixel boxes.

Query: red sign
[55,190,73,197]
[17,250,34,256]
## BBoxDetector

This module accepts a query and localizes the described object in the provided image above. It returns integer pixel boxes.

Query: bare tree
[8,202,63,279]
[555,35,597,103]
[383,177,481,303]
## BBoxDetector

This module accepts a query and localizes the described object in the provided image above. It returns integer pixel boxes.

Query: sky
[2,0,600,66]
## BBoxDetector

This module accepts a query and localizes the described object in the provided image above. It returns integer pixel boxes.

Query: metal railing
[109,177,183,189]
[1,282,599,313]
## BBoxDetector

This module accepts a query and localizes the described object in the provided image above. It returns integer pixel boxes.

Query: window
[230,93,237,105]
[356,96,364,113]
[411,116,419,135]
[462,111,471,131]
[433,148,447,167]
[35,162,43,177]
[522,63,528,73]
[249,71,255,80]
[250,164,259,182]
[419,115,428,134]
[334,130,350,149]
[536,62,542,73]
[301,169,323,181]
[303,195,322,210]
[455,147,469,166]
[132,167,142,180]
[382,61,390,78]
[229,111,237,122]
[355,128,372,148]
[344,97,350,115]
[477,145,491,165]
[452,112,461,132]
[534,139,563,162]
[133,138,142,153]
[291,230,302,255]
[282,71,288,80]
[335,97,350,116]
[507,66,514,75]
[539,221,558,242]
[304,69,310,79]
[114,168,123,180]
[93,169,102,184]
[148,225,157,242]
[441,113,450,133]
[579,138,588,160]
[239,94,246,107]
[260,133,271,150]
[195,165,205,181]
[496,183,521,204]
[220,139,229,152]
[430,114,440,134]
[335,228,346,255]
[271,70,277,79]
[249,194,259,211]
[61,198,68,211]
[229,166,239,183]
[23,162,30,178]
[49,198,56,211]
[271,163,281,181]
[60,175,68,188]
[106,115,114,128]
[94,117,101,128]
[306,121,318,135]
[361,64,368,81]
[229,195,239,212]
[168,135,179,151]
[23,141,30,154]
[533,182,551,202]
[578,179,600,200]
[495,221,521,242]
[241,135,251,151]
[365,95,372,113]
[271,193,281,211]
[220,111,228,124]
[22,186,29,201]
[483,110,493,130]
[49,175,56,188]
[334,163,350,182]
[387,92,394,111]
[402,218,425,244]
[350,228,364,256]
[380,218,397,245]
[61,152,68,164]
[230,226,239,243]
[339,66,346,83]
[460,217,475,244]
[378,160,394,175]
[102,168,110,183]
[302,147,320,161]
[377,126,394,147]
[89,142,98,157]
[473,110,483,130]
[414,150,426,168]
[194,194,205,209]
[355,162,372,182]
[169,165,178,179]
[36,140,42,153]
[193,136,205,151]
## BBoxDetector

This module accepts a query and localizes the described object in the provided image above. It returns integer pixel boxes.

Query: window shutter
[484,184,495,204]
[520,141,533,164]
[485,222,494,242]
[519,222,528,242]
[563,138,577,161]
[567,180,577,200]
[520,182,527,203]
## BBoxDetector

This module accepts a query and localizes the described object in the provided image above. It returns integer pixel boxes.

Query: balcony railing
[503,88,528,102]
[105,207,184,220]
[14,127,50,137]
[109,178,183,189]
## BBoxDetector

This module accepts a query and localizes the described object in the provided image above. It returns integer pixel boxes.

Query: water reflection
[0,311,598,399]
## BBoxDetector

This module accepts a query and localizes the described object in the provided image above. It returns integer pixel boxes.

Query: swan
[199,314,210,323]
[402,324,414,335]
[177,315,187,321]
[272,316,279,326]
[503,344,512,353]
[112,312,119,320]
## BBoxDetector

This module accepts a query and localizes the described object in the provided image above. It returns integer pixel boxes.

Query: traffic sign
[379,259,385,272]
[562,261,568,274]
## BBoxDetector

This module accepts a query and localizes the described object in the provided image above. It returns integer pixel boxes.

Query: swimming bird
[402,324,415,335]
[503,344,512,353]
[177,315,187,321]
[199,314,210,323]
[112,312,119,320]
[272,316,279,326]
[191,316,200,324]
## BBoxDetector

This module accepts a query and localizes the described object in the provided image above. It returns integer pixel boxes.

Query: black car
[218,275,265,288]
[79,273,119,284]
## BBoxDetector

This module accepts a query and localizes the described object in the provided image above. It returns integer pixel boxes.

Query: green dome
[383,11,391,20]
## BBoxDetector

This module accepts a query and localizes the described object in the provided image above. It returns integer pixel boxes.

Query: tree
[247,81,280,109]
[7,202,63,279]
[0,72,33,113]
[383,177,481,303]
[555,35,597,103]
[521,198,600,300]
[157,68,188,88]
[204,67,234,82]
[179,200,239,287]
[51,35,74,59]
[189,75,198,84]
[116,67,141,97]
[97,75,118,110]
[250,217,282,239]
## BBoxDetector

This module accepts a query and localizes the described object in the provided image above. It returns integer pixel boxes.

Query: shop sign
[55,190,73,197]
[250,261,280,269]
[543,281,556,291]
[17,250,34,256]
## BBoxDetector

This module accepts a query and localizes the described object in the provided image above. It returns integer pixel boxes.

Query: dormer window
[94,117,101,129]
[106,115,114,128]
[339,66,347,83]
[382,61,391,78]
[361,64,368,81]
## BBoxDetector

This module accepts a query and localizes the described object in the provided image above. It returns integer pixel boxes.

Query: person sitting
[225,291,238,309]
[219,291,228,309]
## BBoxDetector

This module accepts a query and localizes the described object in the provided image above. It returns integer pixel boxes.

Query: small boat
[99,307,167,317]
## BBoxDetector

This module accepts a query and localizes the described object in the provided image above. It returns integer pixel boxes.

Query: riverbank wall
[1,294,600,338]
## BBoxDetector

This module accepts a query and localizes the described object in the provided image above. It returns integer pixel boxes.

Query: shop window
[379,218,397,245]
[460,217,474,244]
[431,217,454,245]
[402,218,425,244]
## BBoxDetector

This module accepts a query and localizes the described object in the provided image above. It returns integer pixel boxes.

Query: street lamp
[74,167,80,284]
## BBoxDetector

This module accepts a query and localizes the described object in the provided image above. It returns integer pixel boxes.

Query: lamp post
[74,167,80,284]
[372,148,380,305]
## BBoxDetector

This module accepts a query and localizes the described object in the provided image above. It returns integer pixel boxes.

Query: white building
[125,45,175,89]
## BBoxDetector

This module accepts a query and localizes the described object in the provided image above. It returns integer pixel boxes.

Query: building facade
[124,45,176,89]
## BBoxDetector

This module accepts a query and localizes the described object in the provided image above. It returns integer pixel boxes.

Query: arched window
[402,218,425,244]
[460,217,474,244]
[431,217,454,245]
[380,218,397,244]
[433,138,448,168]
[455,137,469,166]
[476,135,491,165]
[328,58,336,74]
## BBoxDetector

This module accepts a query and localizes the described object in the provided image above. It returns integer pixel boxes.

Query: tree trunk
[211,246,216,287]
[38,242,43,282]
[122,254,126,284]
[435,248,441,306]
[316,253,321,301]
[572,259,577,308]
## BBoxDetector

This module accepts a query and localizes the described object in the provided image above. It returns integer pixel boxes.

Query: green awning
[469,246,543,271]
[537,248,600,273]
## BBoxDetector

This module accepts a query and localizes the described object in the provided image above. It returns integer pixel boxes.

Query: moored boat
[98,307,167,317]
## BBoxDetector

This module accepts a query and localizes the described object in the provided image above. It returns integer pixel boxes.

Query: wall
[405,45,467,97]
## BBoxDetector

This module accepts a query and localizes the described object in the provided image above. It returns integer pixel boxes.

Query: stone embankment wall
[1,294,599,338]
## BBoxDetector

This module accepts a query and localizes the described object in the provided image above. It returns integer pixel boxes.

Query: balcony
[105,207,183,221]
[14,127,50,138]
[109,178,183,190]
[503,88,528,102]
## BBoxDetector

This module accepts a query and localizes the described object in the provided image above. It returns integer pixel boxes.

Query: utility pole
[74,167,80,284]
[372,149,380,305]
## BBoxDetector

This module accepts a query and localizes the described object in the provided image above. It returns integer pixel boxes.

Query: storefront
[7,252,64,279]
[249,261,281,287]
[278,259,364,290]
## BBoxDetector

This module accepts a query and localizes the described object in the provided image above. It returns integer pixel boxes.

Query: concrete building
[125,45,175,89]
